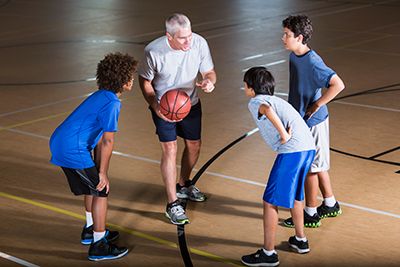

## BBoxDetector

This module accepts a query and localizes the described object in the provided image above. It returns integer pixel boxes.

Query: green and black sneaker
[283,211,321,228]
[317,201,342,219]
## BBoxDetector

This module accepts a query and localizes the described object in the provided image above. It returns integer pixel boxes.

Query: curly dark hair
[96,52,138,93]
[282,15,313,44]
[243,67,275,95]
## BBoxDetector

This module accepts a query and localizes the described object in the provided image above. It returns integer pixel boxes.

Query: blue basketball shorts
[150,101,202,142]
[263,150,315,208]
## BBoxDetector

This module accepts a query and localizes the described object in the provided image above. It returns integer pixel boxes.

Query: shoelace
[190,185,201,194]
[171,205,185,216]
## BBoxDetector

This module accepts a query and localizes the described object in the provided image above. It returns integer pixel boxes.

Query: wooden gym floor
[0,0,399,266]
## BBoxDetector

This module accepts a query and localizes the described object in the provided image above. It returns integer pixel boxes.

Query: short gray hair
[165,13,191,36]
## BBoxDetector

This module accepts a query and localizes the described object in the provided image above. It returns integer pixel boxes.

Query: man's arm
[306,74,345,118]
[94,131,115,193]
[197,69,217,93]
[259,104,291,144]
[139,76,158,111]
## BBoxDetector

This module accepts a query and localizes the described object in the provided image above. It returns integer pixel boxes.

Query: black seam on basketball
[172,90,179,121]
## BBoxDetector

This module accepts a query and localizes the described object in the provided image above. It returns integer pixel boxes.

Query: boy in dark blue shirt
[281,15,345,228]
[50,52,137,261]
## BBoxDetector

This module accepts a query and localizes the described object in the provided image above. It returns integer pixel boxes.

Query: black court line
[0,0,11,8]
[0,78,96,86]
[369,146,400,159]
[330,83,400,171]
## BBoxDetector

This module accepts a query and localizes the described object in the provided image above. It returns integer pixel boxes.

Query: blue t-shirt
[248,95,315,154]
[288,50,335,127]
[49,89,121,169]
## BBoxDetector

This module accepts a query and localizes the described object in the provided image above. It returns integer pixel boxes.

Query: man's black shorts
[61,166,108,197]
[150,101,202,142]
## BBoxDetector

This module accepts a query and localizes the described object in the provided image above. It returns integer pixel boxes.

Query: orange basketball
[159,89,191,121]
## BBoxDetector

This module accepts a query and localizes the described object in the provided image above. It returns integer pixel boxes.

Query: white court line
[0,252,40,267]
[0,93,91,118]
[4,127,400,220]
[240,49,287,62]
[334,101,400,112]
[242,59,286,72]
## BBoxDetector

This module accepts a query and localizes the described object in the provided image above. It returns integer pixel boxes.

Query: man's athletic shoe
[317,201,342,219]
[176,182,206,202]
[241,249,279,267]
[283,211,321,228]
[288,236,310,254]
[81,225,120,245]
[165,200,190,225]
[88,238,128,261]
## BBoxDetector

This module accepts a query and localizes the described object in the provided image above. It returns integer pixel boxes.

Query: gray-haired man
[139,13,217,225]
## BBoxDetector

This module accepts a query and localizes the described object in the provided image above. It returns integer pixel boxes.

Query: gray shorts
[310,118,330,172]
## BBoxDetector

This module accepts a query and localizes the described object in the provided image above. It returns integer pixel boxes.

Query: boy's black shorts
[61,166,108,197]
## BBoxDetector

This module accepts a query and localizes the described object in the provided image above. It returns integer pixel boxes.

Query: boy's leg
[304,172,319,215]
[288,200,310,254]
[317,170,333,198]
[92,196,107,233]
[263,201,278,251]
[291,200,305,238]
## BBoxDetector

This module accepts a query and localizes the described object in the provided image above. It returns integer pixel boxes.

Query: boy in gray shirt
[241,67,315,266]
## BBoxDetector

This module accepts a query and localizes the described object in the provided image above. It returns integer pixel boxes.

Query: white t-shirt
[139,33,214,105]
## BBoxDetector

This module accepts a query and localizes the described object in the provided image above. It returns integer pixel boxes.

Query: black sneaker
[88,238,128,261]
[241,249,279,267]
[283,211,321,228]
[288,236,310,254]
[81,225,120,245]
[317,201,342,219]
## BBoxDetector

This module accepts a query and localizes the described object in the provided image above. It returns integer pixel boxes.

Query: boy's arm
[259,104,292,144]
[94,131,115,193]
[306,74,345,119]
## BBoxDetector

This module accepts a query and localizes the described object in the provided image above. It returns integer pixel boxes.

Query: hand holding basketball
[159,89,191,121]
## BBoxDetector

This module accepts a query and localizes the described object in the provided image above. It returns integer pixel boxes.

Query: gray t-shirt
[139,33,214,105]
[248,95,315,154]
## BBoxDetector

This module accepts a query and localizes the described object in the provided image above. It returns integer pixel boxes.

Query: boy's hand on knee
[97,173,110,193]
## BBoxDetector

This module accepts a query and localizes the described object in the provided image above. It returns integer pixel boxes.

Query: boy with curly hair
[49,52,137,261]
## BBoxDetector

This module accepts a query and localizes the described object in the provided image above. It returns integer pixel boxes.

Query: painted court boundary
[0,192,242,266]
[0,252,39,267]
[1,116,400,220]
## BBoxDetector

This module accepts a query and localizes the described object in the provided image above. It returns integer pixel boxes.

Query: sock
[295,236,307,242]
[324,196,336,207]
[85,211,93,227]
[262,248,277,256]
[304,206,317,216]
[93,231,106,242]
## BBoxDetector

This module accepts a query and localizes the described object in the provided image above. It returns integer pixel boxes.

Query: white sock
[304,206,317,216]
[93,231,106,242]
[85,211,93,227]
[324,196,336,207]
[295,236,307,242]
[262,248,276,256]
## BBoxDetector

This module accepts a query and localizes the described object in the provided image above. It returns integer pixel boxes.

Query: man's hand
[152,102,182,122]
[196,78,215,93]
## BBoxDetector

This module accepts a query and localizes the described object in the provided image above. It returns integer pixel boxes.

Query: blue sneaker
[81,225,119,245]
[88,238,128,261]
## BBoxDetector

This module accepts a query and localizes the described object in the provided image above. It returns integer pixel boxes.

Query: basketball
[159,89,191,121]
